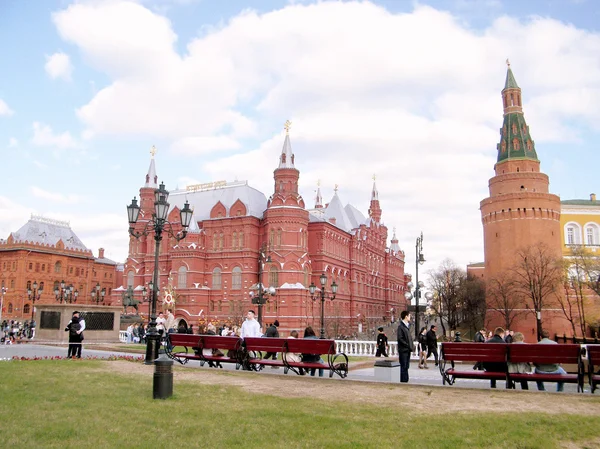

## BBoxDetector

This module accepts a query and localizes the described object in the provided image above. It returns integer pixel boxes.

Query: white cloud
[170,135,241,155]
[0,99,14,116]
[8,137,18,148]
[30,186,83,204]
[49,0,600,269]
[32,122,81,149]
[44,52,74,81]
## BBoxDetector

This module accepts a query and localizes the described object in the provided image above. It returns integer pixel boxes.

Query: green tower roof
[504,67,519,89]
[497,113,538,162]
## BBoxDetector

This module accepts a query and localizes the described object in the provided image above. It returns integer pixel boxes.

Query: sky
[1,0,599,279]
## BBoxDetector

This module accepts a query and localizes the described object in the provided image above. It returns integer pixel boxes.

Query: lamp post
[309,273,338,339]
[91,282,106,304]
[55,281,78,304]
[127,181,193,365]
[404,232,432,342]
[249,244,276,327]
[27,281,43,322]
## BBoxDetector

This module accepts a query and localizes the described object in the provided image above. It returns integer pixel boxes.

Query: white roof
[10,215,89,252]
[169,181,267,222]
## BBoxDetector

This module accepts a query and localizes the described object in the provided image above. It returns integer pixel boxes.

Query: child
[375,327,389,357]
[65,316,82,358]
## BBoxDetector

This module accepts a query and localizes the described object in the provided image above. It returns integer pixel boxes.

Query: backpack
[69,321,81,338]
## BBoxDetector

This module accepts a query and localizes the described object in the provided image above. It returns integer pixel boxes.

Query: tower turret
[368,175,382,223]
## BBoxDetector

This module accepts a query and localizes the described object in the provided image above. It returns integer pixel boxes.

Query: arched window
[213,234,218,251]
[585,224,599,246]
[219,233,224,250]
[23,304,30,315]
[232,266,242,290]
[54,261,62,273]
[277,229,282,247]
[232,232,237,250]
[239,232,244,249]
[27,280,31,290]
[269,266,278,288]
[178,266,187,289]
[212,268,222,290]
[8,303,13,313]
[127,271,134,288]
[565,222,582,245]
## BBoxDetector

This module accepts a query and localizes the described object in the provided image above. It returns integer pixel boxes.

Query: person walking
[426,325,439,366]
[418,327,428,369]
[397,311,414,383]
[375,327,389,357]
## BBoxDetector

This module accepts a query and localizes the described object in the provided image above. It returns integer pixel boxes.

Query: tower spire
[145,145,158,188]
[368,175,382,223]
[315,179,323,209]
[497,62,538,163]
[371,174,379,200]
[279,120,295,169]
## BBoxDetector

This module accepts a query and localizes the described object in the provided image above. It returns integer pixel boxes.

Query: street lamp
[249,244,276,326]
[55,281,78,304]
[27,281,43,322]
[309,273,338,339]
[91,282,106,304]
[127,181,193,365]
[403,232,432,342]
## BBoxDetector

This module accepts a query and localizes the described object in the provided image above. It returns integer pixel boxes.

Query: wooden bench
[243,337,349,378]
[167,334,243,369]
[507,344,584,392]
[166,333,203,365]
[586,345,600,393]
[440,343,508,386]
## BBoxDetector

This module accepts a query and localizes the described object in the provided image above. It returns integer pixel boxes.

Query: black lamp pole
[55,281,78,304]
[404,233,430,342]
[309,273,338,339]
[27,281,42,322]
[91,282,106,304]
[251,244,275,326]
[127,181,193,365]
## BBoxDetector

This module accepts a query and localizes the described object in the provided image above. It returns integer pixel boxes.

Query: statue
[122,286,140,315]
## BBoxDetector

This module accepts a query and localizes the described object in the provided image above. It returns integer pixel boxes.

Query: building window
[565,223,582,245]
[35,263,40,272]
[55,261,61,273]
[269,267,278,288]
[7,303,13,313]
[239,232,244,249]
[127,271,134,288]
[212,268,222,290]
[27,280,31,290]
[213,234,218,251]
[29,263,33,271]
[42,264,45,272]
[10,279,15,289]
[232,232,237,250]
[23,304,30,315]
[567,227,574,245]
[39,282,44,291]
[586,224,599,245]
[219,233,224,250]
[178,266,187,289]
[277,229,282,247]
[209,300,215,312]
[231,267,242,290]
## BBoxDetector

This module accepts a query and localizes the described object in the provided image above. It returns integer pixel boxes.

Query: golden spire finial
[284,120,292,135]
[334,184,339,193]
[150,145,157,158]
[393,226,396,235]
[372,174,376,182]
[317,179,321,187]
[506,58,510,68]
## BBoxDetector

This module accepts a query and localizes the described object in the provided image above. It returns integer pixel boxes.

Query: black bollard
[454,332,462,342]
[153,352,174,400]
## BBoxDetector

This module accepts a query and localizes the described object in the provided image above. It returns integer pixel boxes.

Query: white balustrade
[119,330,128,343]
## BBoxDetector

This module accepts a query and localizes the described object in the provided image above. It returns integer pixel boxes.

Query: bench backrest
[169,334,202,347]
[508,343,582,364]
[587,345,600,366]
[441,342,508,363]
[244,337,287,352]
[285,338,336,356]
[201,335,242,351]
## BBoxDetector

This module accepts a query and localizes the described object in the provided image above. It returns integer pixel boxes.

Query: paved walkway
[0,343,586,393]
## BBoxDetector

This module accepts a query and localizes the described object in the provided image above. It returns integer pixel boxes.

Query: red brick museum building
[122,129,409,336]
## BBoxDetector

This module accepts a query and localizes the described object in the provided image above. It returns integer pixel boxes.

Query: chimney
[591,193,596,202]
[98,248,105,259]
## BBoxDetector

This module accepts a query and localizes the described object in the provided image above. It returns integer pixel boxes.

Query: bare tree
[486,272,526,331]
[511,243,563,340]
[428,259,465,338]
[460,274,487,337]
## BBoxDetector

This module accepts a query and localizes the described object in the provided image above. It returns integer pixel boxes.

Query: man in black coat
[425,325,439,366]
[397,311,415,383]
[484,327,507,388]
[264,320,280,361]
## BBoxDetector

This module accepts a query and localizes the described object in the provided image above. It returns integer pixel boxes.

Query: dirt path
[99,361,600,416]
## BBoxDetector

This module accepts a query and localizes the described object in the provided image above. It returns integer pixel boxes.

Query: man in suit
[397,311,415,383]
[426,325,439,366]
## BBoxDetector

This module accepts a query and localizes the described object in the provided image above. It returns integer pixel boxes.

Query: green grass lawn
[1,359,599,448]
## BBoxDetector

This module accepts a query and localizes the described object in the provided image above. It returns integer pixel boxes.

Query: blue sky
[1,0,599,275]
